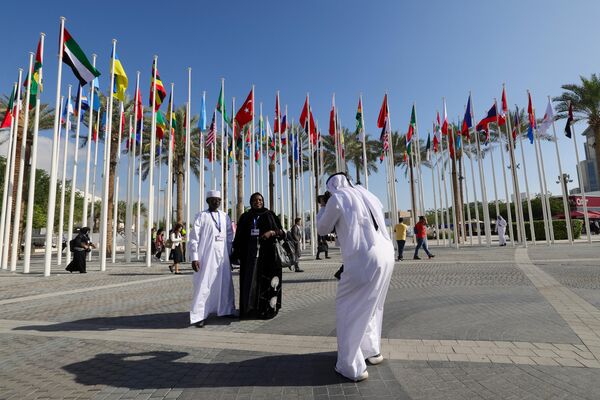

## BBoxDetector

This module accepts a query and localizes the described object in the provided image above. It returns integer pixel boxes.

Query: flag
[135,88,143,121]
[512,106,519,143]
[280,114,287,144]
[274,93,280,134]
[299,97,317,143]
[206,111,217,146]
[527,92,535,144]
[266,117,276,161]
[329,105,336,136]
[565,102,573,139]
[425,133,431,161]
[92,110,100,142]
[74,85,88,121]
[406,104,416,143]
[235,89,254,128]
[25,37,43,107]
[538,99,554,135]
[379,115,390,154]
[356,97,364,140]
[501,88,508,115]
[441,100,448,135]
[166,92,177,128]
[110,50,128,101]
[377,94,388,128]
[433,112,441,152]
[119,102,125,132]
[61,95,74,125]
[1,86,16,129]
[149,59,166,111]
[216,85,231,124]
[156,111,166,140]
[199,92,207,131]
[461,95,472,139]
[476,103,500,132]
[62,28,100,86]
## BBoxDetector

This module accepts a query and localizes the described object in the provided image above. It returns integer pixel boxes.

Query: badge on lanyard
[215,235,224,242]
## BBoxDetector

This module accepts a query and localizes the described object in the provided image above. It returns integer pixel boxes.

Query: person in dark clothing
[289,218,304,272]
[231,192,285,320]
[316,195,331,260]
[65,227,95,273]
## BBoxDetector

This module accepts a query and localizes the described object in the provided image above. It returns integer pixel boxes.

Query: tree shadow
[62,350,348,388]
[13,312,234,331]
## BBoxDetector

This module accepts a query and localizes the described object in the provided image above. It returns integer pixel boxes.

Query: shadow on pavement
[13,312,234,331]
[62,350,349,388]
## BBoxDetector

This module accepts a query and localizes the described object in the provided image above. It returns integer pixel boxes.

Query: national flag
[512,106,519,143]
[403,150,408,164]
[565,102,574,139]
[92,110,100,142]
[501,88,508,116]
[461,95,472,139]
[299,97,317,144]
[235,89,254,128]
[166,92,177,128]
[216,85,231,124]
[356,97,364,140]
[538,99,554,135]
[329,104,336,136]
[406,104,416,143]
[198,92,207,131]
[1,86,16,129]
[266,117,276,161]
[110,50,128,101]
[377,94,388,128]
[206,111,217,147]
[280,114,287,144]
[119,102,125,132]
[134,88,143,121]
[379,116,391,154]
[149,59,166,111]
[476,103,500,133]
[24,37,43,107]
[425,133,431,161]
[441,100,449,135]
[527,92,535,144]
[61,95,74,125]
[433,112,441,152]
[274,93,281,133]
[62,28,100,86]
[155,111,166,140]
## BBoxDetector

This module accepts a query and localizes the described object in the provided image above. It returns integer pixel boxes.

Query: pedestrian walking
[65,227,96,273]
[154,228,165,260]
[413,216,435,260]
[316,195,331,260]
[289,218,304,272]
[317,173,394,382]
[394,217,408,261]
[188,190,236,328]
[168,223,184,274]
[496,215,507,246]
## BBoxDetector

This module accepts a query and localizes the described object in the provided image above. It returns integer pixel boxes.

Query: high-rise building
[577,127,599,193]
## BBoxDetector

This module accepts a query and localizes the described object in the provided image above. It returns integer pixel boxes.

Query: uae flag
[565,102,574,138]
[62,28,100,86]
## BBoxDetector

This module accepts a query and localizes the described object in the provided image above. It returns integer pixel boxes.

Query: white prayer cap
[206,190,221,199]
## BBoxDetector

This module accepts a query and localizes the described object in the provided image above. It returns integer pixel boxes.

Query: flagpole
[199,91,206,215]
[111,102,123,263]
[125,114,134,262]
[10,54,34,271]
[548,95,573,244]
[516,107,537,245]
[360,94,369,189]
[100,40,117,271]
[219,78,225,206]
[250,85,255,195]
[290,117,296,220]
[239,103,245,215]
[57,84,72,267]
[413,102,426,216]
[43,17,66,276]
[65,84,84,266]
[488,132,501,219]
[386,95,399,239]
[259,102,264,202]
[439,127,451,247]
[286,106,292,227]
[22,95,42,272]
[494,99,515,246]
[448,123,460,248]
[157,139,163,229]
[186,67,191,227]
[470,95,492,246]
[278,119,285,226]
[82,53,96,231]
[136,104,143,260]
[146,55,158,268]
[307,94,316,255]
[504,86,527,246]
[460,144,473,246]
[570,119,592,243]
[533,103,554,243]
[90,106,100,260]
[231,96,237,222]
[166,82,174,261]
[0,82,18,270]
[431,148,440,246]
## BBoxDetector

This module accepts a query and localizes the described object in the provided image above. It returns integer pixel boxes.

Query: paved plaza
[1,241,600,399]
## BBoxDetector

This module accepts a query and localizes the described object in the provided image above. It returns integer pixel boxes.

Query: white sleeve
[317,197,340,236]
[187,215,201,262]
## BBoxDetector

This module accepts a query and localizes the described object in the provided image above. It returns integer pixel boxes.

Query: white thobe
[317,189,394,380]
[497,218,507,246]
[188,209,235,324]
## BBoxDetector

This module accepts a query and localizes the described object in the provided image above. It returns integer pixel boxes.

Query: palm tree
[341,128,380,185]
[553,73,600,182]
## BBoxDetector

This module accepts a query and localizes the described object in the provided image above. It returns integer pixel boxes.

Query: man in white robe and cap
[188,190,236,328]
[496,215,507,246]
[317,173,395,382]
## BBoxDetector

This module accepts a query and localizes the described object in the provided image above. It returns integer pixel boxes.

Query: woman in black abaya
[65,227,95,273]
[232,192,285,319]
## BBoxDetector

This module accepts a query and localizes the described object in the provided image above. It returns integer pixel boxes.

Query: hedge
[511,219,583,241]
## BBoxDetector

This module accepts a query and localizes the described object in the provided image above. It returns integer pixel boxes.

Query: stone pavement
[1,242,600,399]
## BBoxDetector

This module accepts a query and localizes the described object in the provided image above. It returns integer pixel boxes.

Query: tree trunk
[451,156,463,243]
[268,159,275,210]
[106,135,119,256]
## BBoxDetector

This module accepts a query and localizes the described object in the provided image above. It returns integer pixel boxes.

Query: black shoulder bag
[267,213,298,269]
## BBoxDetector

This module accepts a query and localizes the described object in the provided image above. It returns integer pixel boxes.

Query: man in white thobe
[188,190,235,328]
[317,173,395,382]
[496,215,507,246]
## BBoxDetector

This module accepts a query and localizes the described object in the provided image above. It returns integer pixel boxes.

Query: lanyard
[209,211,222,233]
[253,215,261,229]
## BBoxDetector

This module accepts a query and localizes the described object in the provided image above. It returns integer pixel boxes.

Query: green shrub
[511,219,582,241]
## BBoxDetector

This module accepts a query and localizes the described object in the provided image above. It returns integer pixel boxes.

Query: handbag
[274,237,297,269]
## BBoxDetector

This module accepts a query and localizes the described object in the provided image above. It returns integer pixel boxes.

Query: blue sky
[1,0,599,218]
